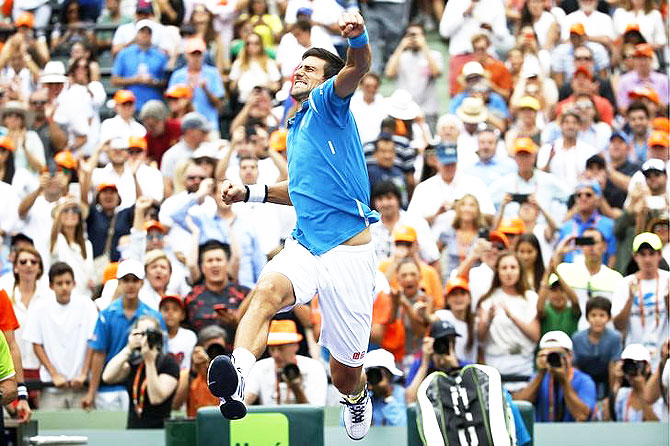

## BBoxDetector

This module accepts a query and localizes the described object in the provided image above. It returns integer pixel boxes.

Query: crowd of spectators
[0,0,667,433]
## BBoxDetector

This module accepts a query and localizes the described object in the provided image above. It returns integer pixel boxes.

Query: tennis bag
[416,364,517,446]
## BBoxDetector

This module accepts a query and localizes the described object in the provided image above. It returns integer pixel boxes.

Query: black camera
[206,342,228,360]
[622,359,646,376]
[433,336,453,355]
[145,328,163,350]
[546,351,563,368]
[367,367,383,386]
[281,363,301,382]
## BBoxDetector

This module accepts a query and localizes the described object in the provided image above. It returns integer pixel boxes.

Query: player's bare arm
[221,179,292,206]
[334,12,371,99]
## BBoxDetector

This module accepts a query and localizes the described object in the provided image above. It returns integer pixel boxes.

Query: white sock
[346,386,367,403]
[232,347,256,381]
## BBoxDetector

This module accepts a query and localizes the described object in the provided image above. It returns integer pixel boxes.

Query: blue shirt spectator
[449,90,510,119]
[558,211,615,264]
[572,327,622,400]
[551,42,610,82]
[463,154,516,187]
[111,25,168,110]
[370,383,407,426]
[533,366,596,421]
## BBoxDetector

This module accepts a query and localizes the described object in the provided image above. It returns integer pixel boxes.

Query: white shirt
[15,195,56,271]
[112,21,172,54]
[439,0,512,55]
[626,160,670,208]
[350,92,386,145]
[159,192,217,256]
[225,155,281,186]
[562,10,615,42]
[612,8,667,46]
[536,138,598,192]
[98,115,147,147]
[91,162,164,209]
[167,327,197,371]
[407,172,496,223]
[611,270,669,369]
[231,201,282,255]
[7,284,50,370]
[245,355,328,406]
[50,233,94,298]
[0,182,19,236]
[466,263,494,309]
[229,59,281,103]
[61,82,106,156]
[370,210,440,264]
[160,140,217,179]
[433,309,478,364]
[9,168,39,201]
[23,293,98,382]
[533,11,559,49]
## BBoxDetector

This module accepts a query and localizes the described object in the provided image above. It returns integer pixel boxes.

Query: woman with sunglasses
[50,197,94,297]
[477,251,540,390]
[229,32,280,106]
[5,246,48,404]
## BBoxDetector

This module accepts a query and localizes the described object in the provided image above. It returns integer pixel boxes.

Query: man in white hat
[363,348,406,426]
[514,330,596,422]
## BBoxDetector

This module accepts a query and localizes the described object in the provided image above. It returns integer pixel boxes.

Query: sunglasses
[62,206,81,214]
[147,234,164,241]
[128,149,144,155]
[576,192,594,198]
[395,241,413,247]
[186,175,206,181]
[30,100,48,106]
[574,56,592,61]
[19,258,38,266]
[493,242,506,251]
[643,170,664,178]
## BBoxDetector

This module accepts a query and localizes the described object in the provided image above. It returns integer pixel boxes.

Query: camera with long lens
[279,363,301,382]
[622,359,646,376]
[145,328,163,350]
[433,336,453,355]
[367,367,383,386]
[206,342,228,361]
[546,351,563,368]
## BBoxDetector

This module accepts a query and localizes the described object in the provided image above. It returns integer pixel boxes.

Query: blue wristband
[348,28,369,49]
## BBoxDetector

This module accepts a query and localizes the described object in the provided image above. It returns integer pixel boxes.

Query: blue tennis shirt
[287,77,379,255]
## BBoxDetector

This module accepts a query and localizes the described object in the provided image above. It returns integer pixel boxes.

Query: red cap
[184,38,206,54]
[54,150,77,169]
[144,220,165,233]
[445,277,470,295]
[648,130,669,148]
[634,43,654,58]
[574,65,592,79]
[628,86,660,105]
[113,89,135,104]
[569,23,585,36]
[159,294,185,310]
[0,136,15,151]
[15,12,34,28]
[128,136,147,150]
[165,84,193,99]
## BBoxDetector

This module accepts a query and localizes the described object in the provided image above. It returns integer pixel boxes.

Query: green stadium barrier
[406,402,534,446]
[165,418,197,446]
[196,405,324,446]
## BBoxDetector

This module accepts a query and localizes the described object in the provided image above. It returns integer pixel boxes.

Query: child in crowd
[572,296,622,400]
[536,268,580,338]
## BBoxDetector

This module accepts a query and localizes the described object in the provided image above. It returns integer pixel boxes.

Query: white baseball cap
[621,344,651,363]
[363,349,403,377]
[539,330,573,351]
[116,259,145,280]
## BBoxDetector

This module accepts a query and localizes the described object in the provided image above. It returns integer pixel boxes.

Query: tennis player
[207,11,378,440]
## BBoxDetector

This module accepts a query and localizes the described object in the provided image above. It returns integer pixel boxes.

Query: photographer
[102,315,179,429]
[363,348,406,426]
[514,331,596,422]
[186,325,228,417]
[245,320,327,406]
[604,343,664,422]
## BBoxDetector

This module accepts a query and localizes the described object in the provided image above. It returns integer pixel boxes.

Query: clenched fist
[220,179,247,205]
[338,12,365,39]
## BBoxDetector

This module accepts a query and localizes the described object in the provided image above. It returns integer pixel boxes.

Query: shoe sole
[219,399,247,420]
[207,355,238,398]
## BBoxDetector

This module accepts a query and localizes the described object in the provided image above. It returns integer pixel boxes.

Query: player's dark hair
[302,47,345,80]
[586,295,612,318]
[627,101,650,118]
[371,181,402,204]
[199,239,231,265]
[48,261,75,284]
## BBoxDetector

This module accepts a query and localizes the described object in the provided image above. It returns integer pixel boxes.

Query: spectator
[111,0,171,57]
[27,89,67,164]
[477,251,540,387]
[275,19,337,83]
[369,181,439,267]
[160,113,215,183]
[602,132,640,210]
[237,0,282,50]
[385,23,443,130]
[519,0,560,50]
[553,67,614,127]
[408,143,495,227]
[514,330,596,421]
[626,101,652,164]
[626,133,670,202]
[515,233,546,292]
[613,0,667,50]
[550,23,609,87]
[139,100,182,168]
[99,90,147,147]
[366,132,408,208]
[363,348,406,426]
[562,1,615,46]
[455,231,509,306]
[168,38,225,132]
[463,126,516,187]
[432,277,478,363]
[184,240,249,341]
[643,339,669,420]
[606,343,663,421]
[350,73,386,145]
[450,68,510,129]
[24,262,97,409]
[245,319,327,406]
[165,84,195,121]
[468,32,513,99]
[0,136,38,200]
[506,96,542,153]
[85,258,164,411]
[186,325,226,416]
[50,1,96,57]
[111,20,169,111]
[96,0,134,50]
[136,249,190,310]
[616,44,668,114]
[536,265,581,337]
[3,12,49,67]
[613,233,668,368]
[158,295,196,410]
[102,315,179,428]
[572,296,622,400]
[2,101,46,177]
[228,32,280,105]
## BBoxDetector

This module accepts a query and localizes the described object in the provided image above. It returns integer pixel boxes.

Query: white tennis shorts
[260,237,377,367]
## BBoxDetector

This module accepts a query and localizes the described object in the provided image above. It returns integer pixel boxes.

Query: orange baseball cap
[445,277,470,295]
[97,182,118,193]
[634,43,654,58]
[0,136,15,151]
[489,230,510,249]
[54,150,77,169]
[393,225,417,243]
[267,320,303,346]
[624,23,640,33]
[159,294,185,310]
[512,137,538,154]
[569,23,585,35]
[648,130,669,148]
[128,136,147,150]
[652,117,670,133]
[628,86,660,105]
[113,89,135,104]
[102,262,119,285]
[498,217,526,235]
[269,128,287,152]
[574,66,592,79]
[15,12,34,28]
[144,220,166,233]
[165,84,193,100]
[184,38,206,54]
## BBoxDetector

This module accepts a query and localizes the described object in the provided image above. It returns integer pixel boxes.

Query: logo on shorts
[352,351,366,360]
